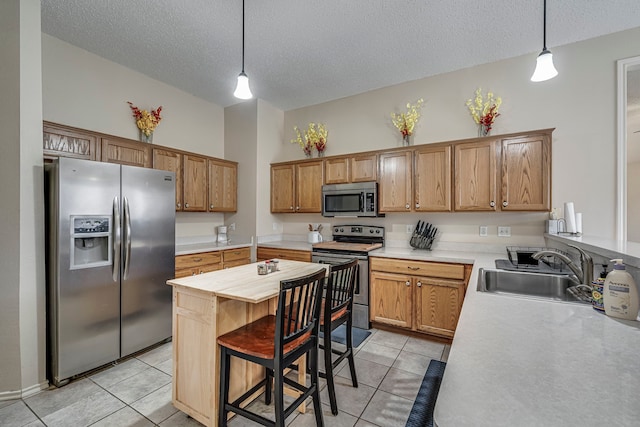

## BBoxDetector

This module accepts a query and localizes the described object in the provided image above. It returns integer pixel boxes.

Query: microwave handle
[360,193,364,211]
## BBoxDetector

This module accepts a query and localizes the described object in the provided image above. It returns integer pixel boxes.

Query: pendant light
[531,0,558,82]
[233,0,253,99]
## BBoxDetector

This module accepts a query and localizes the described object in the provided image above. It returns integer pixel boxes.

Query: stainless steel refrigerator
[45,157,175,386]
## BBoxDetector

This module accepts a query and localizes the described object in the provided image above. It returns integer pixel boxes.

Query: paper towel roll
[564,202,577,233]
[575,212,582,234]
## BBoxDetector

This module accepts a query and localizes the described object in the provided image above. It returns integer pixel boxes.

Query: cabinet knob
[296,206,300,211]
[405,204,410,209]
[502,201,508,207]
[489,201,495,207]
[210,204,214,209]
[177,202,181,208]
[290,206,294,210]
[417,281,422,287]
[415,203,420,209]
[405,281,411,287]
[408,266,420,271]
[185,203,190,208]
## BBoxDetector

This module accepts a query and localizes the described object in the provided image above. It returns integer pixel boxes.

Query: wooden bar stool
[320,258,359,415]
[217,268,326,427]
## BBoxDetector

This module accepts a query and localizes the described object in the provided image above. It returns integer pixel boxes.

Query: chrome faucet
[532,245,594,288]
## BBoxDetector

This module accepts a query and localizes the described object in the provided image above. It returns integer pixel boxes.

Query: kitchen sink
[477,268,591,304]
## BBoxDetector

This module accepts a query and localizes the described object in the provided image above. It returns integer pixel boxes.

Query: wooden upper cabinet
[500,134,551,211]
[324,157,350,184]
[43,123,100,161]
[271,164,295,213]
[208,159,237,212]
[153,148,183,211]
[324,153,377,184]
[454,139,499,211]
[351,154,377,182]
[378,151,413,212]
[183,154,208,212]
[414,145,452,212]
[295,160,323,213]
[101,137,151,168]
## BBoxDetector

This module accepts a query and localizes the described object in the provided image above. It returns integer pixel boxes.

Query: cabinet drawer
[222,247,251,262]
[223,259,250,269]
[257,247,311,262]
[176,252,222,270]
[370,257,465,280]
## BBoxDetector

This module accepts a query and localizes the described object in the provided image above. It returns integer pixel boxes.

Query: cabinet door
[43,124,100,161]
[414,277,464,338]
[208,159,237,212]
[183,154,208,212]
[351,154,377,182]
[370,271,412,329]
[414,145,452,211]
[153,148,183,211]
[324,157,350,184]
[454,140,498,211]
[271,164,295,213]
[378,151,413,212]
[501,135,551,211]
[295,161,323,213]
[101,137,151,168]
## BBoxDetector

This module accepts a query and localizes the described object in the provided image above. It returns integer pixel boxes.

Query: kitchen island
[167,259,328,427]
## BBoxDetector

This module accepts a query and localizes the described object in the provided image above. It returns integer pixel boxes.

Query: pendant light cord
[241,0,245,73]
[542,0,547,50]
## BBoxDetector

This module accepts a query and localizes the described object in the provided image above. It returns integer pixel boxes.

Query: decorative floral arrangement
[465,88,502,136]
[127,101,163,138]
[291,123,328,157]
[391,98,425,140]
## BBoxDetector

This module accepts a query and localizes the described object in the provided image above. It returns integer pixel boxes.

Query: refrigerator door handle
[123,196,132,279]
[112,196,121,282]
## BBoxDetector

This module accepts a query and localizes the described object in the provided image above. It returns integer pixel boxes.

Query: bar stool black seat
[217,268,326,427]
[320,258,359,415]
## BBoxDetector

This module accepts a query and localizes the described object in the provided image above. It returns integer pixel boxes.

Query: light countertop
[433,251,640,427]
[166,259,328,303]
[257,240,313,252]
[175,239,253,256]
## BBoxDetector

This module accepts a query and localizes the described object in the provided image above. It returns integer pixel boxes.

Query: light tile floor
[0,329,449,427]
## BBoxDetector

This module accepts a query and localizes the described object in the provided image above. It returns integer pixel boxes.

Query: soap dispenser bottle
[603,259,639,320]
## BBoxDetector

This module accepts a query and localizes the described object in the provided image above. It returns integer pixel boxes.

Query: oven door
[311,251,370,329]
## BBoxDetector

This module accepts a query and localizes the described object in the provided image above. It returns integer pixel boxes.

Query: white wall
[278,27,640,242]
[41,34,227,239]
[0,0,46,398]
[628,161,640,241]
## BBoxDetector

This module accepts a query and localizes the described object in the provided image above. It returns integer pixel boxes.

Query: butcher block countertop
[312,241,382,252]
[166,259,329,303]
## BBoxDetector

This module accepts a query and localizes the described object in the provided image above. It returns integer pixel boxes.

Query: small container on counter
[270,259,279,272]
[257,263,268,275]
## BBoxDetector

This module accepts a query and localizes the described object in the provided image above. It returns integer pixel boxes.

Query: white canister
[308,231,323,244]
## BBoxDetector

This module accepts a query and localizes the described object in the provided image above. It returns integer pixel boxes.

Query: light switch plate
[479,226,488,237]
[498,226,511,237]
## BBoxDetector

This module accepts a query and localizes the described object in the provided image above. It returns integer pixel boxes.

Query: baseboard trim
[0,381,49,401]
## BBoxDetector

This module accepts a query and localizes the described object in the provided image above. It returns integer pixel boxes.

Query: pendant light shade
[531,0,558,82]
[234,0,253,99]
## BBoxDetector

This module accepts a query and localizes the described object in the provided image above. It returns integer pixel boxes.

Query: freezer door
[48,158,121,384]
[121,165,176,357]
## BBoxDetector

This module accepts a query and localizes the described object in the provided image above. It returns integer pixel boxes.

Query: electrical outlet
[407,224,414,233]
[498,226,511,237]
[479,226,488,237]
[229,223,236,231]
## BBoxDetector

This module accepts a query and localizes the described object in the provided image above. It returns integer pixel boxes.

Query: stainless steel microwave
[322,182,379,217]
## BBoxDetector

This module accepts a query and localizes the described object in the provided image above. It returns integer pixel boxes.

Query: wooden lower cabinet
[256,247,312,262]
[175,247,251,278]
[369,257,471,339]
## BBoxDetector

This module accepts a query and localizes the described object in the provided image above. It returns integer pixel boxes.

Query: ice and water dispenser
[70,216,112,269]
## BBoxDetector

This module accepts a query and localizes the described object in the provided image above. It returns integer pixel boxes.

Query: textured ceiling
[41,0,640,111]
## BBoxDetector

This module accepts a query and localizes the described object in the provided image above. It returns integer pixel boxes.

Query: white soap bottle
[603,259,639,320]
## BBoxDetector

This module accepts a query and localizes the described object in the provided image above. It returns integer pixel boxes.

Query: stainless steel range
[311,225,384,330]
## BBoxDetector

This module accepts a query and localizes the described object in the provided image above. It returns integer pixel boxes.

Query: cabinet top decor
[127,101,163,137]
[391,98,425,137]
